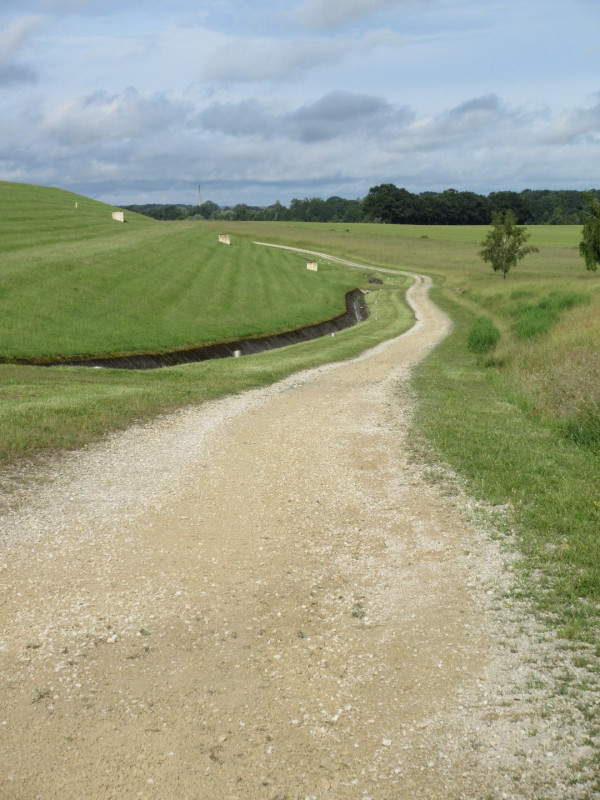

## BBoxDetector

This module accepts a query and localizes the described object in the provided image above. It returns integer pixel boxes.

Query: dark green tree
[579,194,600,272]
[363,184,419,223]
[478,210,538,279]
[263,201,290,221]
[198,201,221,219]
[289,198,309,221]
[488,191,531,223]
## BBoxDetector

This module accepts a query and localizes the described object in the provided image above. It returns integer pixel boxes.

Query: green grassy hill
[0,182,361,361]
[0,181,154,253]
[0,183,414,464]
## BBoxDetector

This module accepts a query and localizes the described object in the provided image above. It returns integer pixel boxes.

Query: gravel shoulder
[0,274,597,799]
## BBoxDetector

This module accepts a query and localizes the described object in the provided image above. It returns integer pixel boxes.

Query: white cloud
[0,15,45,85]
[201,27,406,83]
[542,99,600,145]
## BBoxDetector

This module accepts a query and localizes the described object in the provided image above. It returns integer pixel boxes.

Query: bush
[467,317,500,354]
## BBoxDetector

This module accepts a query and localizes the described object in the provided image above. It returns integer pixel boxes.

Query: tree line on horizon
[123,185,600,226]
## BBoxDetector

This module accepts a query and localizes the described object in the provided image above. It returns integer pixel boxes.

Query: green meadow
[0,183,362,361]
[0,182,413,461]
[2,185,599,654]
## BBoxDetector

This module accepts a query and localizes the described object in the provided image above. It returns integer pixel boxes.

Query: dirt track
[0,272,596,799]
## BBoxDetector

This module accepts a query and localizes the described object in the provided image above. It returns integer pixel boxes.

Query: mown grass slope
[0,183,414,464]
[0,183,360,361]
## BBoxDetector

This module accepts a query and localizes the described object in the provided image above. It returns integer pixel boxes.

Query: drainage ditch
[13,289,369,371]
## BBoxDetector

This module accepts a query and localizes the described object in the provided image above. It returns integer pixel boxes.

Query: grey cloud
[293,0,400,30]
[447,94,503,117]
[4,83,599,209]
[42,87,190,146]
[288,90,412,142]
[0,62,37,86]
[293,90,388,122]
[200,99,274,137]
[199,91,413,144]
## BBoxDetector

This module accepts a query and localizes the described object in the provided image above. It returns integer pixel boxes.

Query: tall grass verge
[513,291,589,339]
[565,402,600,450]
[413,289,600,645]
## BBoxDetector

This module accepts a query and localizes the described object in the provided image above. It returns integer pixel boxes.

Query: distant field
[0,183,361,361]
[213,219,583,282]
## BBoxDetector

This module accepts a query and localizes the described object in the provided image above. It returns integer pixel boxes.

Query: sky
[0,0,599,207]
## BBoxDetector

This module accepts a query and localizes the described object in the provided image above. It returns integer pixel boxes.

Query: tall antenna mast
[198,185,202,206]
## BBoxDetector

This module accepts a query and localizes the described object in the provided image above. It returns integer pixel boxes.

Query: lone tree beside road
[478,210,538,279]
[579,194,600,272]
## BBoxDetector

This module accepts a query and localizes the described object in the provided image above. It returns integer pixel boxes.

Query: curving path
[0,259,590,799]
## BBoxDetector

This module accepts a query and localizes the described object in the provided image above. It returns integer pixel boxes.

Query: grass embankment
[220,220,600,648]
[0,183,413,463]
[0,184,360,361]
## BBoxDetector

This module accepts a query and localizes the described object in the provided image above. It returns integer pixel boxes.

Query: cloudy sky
[1,0,599,206]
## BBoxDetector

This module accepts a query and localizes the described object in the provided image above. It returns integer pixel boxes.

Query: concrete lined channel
[10,288,369,370]
[8,244,403,371]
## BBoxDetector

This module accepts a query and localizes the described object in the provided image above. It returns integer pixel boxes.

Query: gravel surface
[0,274,598,799]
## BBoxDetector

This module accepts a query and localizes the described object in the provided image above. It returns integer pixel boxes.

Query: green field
[2,185,599,659]
[0,182,414,462]
[0,183,367,361]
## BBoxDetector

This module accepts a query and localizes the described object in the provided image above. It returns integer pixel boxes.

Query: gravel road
[0,272,597,799]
